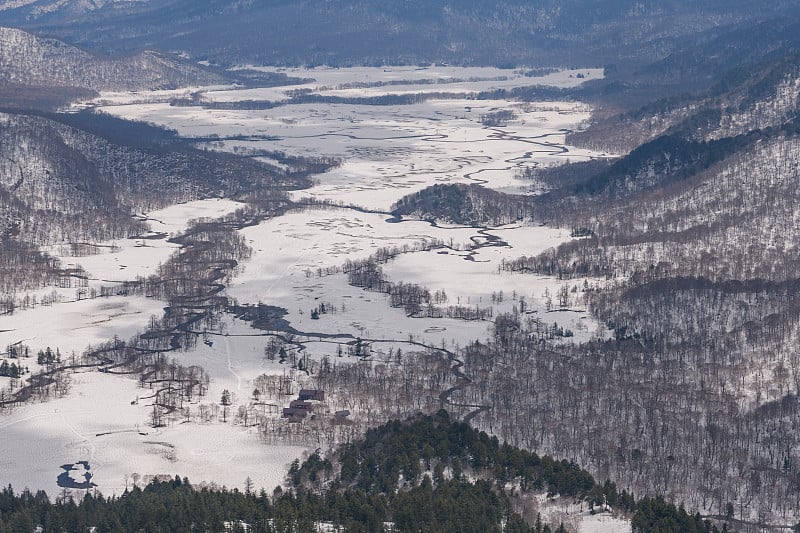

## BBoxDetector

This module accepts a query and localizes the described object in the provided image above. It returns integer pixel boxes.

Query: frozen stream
[97,65,611,350]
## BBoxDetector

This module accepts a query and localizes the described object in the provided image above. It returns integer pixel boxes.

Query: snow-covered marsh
[100,98,601,212]
[89,84,235,107]
[210,65,605,103]
[0,370,304,497]
[61,198,245,284]
[0,295,164,357]
[96,65,608,211]
[227,207,476,300]
[579,513,632,533]
[227,209,606,348]
[1,199,245,356]
[122,65,606,399]
[0,66,615,504]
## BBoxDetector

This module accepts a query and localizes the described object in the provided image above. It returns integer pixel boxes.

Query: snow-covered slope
[0,26,225,90]
[0,0,145,17]
[572,51,800,153]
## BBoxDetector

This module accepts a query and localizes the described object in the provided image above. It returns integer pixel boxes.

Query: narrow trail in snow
[223,334,242,391]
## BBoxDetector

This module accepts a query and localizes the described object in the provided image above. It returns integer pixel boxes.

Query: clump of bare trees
[341,243,493,320]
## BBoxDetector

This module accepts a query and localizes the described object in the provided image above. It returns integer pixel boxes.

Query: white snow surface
[99,98,601,211]
[579,513,632,533]
[227,210,605,350]
[67,198,245,284]
[0,371,303,497]
[0,295,164,356]
[213,65,604,102]
[95,65,608,211]
[1,199,245,355]
[1,67,612,500]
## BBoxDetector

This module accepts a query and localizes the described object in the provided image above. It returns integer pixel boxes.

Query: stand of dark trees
[392,183,530,226]
[0,414,729,533]
[342,245,493,320]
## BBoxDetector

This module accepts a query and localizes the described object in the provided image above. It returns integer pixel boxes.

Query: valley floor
[1,65,623,530]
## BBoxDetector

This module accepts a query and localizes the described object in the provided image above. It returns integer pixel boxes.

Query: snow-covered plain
[0,295,164,357]
[68,198,246,284]
[2,67,614,510]
[98,66,609,211]
[579,513,632,533]
[0,199,245,356]
[226,210,605,352]
[210,65,605,103]
[0,370,303,497]
[102,98,602,210]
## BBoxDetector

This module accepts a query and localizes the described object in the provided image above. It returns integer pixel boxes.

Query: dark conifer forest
[0,414,725,533]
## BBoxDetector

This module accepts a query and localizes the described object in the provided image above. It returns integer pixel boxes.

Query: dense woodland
[372,36,800,530]
[0,414,729,533]
[392,184,529,227]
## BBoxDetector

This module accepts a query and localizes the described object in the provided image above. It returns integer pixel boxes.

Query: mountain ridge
[3,0,798,69]
[0,25,227,91]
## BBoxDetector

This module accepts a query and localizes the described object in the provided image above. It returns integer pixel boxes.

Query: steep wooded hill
[0,26,226,91]
[391,183,530,226]
[0,108,309,297]
[0,110,299,245]
[523,49,800,281]
[384,48,800,524]
[570,50,800,153]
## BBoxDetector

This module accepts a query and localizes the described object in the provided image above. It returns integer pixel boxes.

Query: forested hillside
[0,27,226,91]
[0,108,308,297]
[392,184,529,226]
[3,0,799,72]
[0,414,727,533]
[377,43,800,526]
[570,50,800,153]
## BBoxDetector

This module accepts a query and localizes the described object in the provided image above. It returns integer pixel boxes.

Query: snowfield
[2,66,617,530]
[97,66,608,211]
[0,371,303,497]
[101,98,602,211]
[0,295,164,357]
[205,65,604,103]
[1,199,245,356]
[579,514,632,533]
[227,208,606,352]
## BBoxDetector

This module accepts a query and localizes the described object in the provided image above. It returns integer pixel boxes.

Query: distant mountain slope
[3,0,798,68]
[0,26,226,91]
[0,109,300,248]
[571,50,800,153]
[0,0,140,19]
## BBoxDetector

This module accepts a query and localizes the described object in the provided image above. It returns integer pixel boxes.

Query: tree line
[0,413,730,532]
